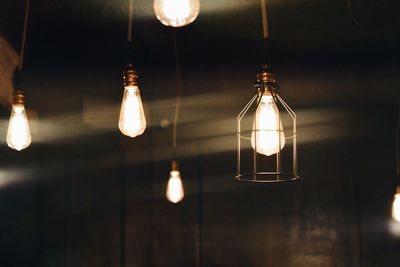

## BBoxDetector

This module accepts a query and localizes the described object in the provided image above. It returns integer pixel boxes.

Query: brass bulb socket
[257,65,276,84]
[171,160,179,172]
[123,65,138,87]
[397,186,400,194]
[13,91,25,105]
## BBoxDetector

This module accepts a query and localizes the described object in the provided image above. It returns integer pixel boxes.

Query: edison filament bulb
[154,0,200,27]
[251,90,285,156]
[166,160,184,203]
[119,65,146,137]
[7,91,31,151]
[393,187,400,222]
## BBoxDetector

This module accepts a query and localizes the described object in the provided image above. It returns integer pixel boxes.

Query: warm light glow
[7,104,31,151]
[251,91,285,156]
[119,85,146,137]
[392,193,400,222]
[166,170,184,203]
[154,0,200,27]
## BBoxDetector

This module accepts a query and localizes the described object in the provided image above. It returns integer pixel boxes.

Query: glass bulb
[119,85,146,137]
[154,0,200,27]
[251,91,285,156]
[166,170,184,203]
[392,193,400,222]
[7,104,31,151]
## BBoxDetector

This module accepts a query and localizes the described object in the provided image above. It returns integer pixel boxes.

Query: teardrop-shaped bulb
[7,103,31,151]
[119,85,146,137]
[393,191,400,222]
[154,0,200,27]
[166,169,184,204]
[251,91,285,156]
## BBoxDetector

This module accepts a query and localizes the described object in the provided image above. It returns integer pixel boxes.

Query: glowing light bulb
[166,160,184,203]
[154,0,200,27]
[7,92,31,151]
[119,66,146,137]
[392,188,400,222]
[251,91,285,156]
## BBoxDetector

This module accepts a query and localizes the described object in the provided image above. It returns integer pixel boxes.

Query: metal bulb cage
[236,66,299,183]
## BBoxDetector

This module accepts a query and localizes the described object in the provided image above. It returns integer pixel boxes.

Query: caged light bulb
[7,91,31,151]
[166,160,184,203]
[154,0,200,27]
[251,90,285,156]
[119,66,146,138]
[392,187,400,223]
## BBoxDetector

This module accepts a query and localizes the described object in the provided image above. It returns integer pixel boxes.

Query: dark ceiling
[0,0,398,174]
[0,1,400,266]
[0,0,397,176]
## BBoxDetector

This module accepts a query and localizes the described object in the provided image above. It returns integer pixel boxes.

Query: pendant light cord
[386,3,400,176]
[396,103,400,176]
[126,0,134,64]
[261,0,271,65]
[261,0,269,39]
[345,0,361,26]
[172,30,181,158]
[19,0,31,71]
[127,0,133,43]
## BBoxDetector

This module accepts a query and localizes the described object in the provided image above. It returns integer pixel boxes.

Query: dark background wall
[0,0,400,266]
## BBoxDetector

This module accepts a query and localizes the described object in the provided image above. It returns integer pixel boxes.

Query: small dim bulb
[166,161,184,203]
[251,91,285,156]
[392,188,400,222]
[154,0,200,27]
[7,102,31,151]
[119,85,146,137]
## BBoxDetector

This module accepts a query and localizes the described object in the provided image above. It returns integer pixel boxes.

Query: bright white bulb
[6,104,31,151]
[166,170,184,203]
[119,86,146,137]
[154,0,200,27]
[251,92,285,156]
[392,194,400,222]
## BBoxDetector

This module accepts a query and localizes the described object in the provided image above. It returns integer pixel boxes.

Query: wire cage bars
[236,65,299,182]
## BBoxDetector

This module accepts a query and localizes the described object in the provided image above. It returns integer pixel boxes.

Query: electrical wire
[386,3,400,175]
[19,0,30,71]
[127,0,133,43]
[261,0,271,66]
[345,0,361,26]
[172,30,182,157]
[396,101,400,175]
[261,0,269,39]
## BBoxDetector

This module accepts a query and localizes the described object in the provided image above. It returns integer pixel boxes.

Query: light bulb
[166,161,184,203]
[154,0,200,27]
[7,92,31,151]
[392,188,400,222]
[251,90,285,156]
[119,85,146,137]
[119,66,146,137]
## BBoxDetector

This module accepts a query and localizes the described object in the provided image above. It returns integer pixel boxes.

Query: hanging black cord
[345,0,361,26]
[385,1,400,176]
[261,0,269,40]
[127,0,134,64]
[172,30,182,159]
[261,0,271,65]
[19,0,30,71]
[396,102,400,176]
[14,0,31,90]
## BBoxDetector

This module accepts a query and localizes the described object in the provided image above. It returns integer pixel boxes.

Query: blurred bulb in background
[166,160,184,203]
[392,187,400,222]
[119,65,146,137]
[251,90,285,156]
[154,0,200,27]
[7,91,31,151]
